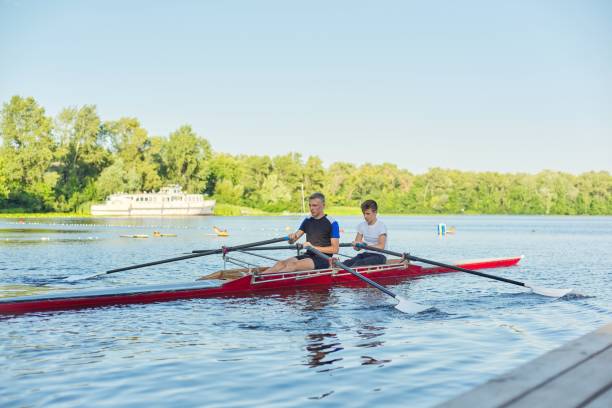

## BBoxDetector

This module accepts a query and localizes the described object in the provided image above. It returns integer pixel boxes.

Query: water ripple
[1,215,611,407]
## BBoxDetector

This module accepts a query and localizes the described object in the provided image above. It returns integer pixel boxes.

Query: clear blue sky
[1,0,611,174]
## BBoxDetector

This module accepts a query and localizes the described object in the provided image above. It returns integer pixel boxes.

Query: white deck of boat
[0,280,222,303]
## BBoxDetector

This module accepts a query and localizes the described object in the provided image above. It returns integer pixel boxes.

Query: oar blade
[394,296,433,314]
[63,272,101,282]
[527,284,573,298]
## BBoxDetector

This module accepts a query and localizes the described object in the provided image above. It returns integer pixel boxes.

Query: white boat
[91,185,215,216]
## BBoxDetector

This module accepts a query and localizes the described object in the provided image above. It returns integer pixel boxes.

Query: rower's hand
[352,240,363,251]
[288,232,299,244]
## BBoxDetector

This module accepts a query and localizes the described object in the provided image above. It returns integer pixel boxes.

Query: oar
[192,243,353,253]
[305,246,433,314]
[62,236,290,282]
[357,244,573,298]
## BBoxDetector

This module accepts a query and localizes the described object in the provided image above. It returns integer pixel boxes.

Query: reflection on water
[305,333,343,369]
[297,288,335,311]
[356,325,386,348]
[307,390,335,400]
[360,356,391,366]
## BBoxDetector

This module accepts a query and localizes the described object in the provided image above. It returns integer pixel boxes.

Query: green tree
[0,153,9,204]
[326,162,357,205]
[205,153,246,200]
[303,156,325,194]
[238,154,273,206]
[159,125,211,193]
[213,178,244,205]
[95,159,128,199]
[0,96,56,210]
[259,173,292,211]
[101,118,161,193]
[54,105,110,210]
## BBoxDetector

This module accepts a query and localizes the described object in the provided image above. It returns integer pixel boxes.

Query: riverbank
[0,204,364,217]
[3,205,611,218]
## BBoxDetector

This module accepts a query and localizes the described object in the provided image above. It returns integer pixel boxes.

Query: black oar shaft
[360,245,526,288]
[192,243,352,253]
[107,236,289,275]
[106,250,219,274]
[409,254,525,287]
[306,247,397,298]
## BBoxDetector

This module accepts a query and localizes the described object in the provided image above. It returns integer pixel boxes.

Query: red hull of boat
[0,256,522,315]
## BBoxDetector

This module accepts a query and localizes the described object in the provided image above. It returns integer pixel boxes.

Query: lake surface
[1,215,610,407]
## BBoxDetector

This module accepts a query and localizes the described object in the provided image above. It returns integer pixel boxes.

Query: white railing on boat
[249,263,408,285]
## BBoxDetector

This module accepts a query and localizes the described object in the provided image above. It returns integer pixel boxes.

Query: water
[1,216,610,407]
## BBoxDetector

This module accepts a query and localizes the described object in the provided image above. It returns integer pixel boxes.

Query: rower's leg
[263,257,297,273]
[347,253,386,267]
[280,258,315,272]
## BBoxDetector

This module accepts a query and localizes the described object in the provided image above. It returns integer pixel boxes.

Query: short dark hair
[361,199,378,212]
[309,192,325,203]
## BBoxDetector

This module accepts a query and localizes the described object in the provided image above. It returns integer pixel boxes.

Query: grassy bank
[214,204,363,216]
[0,204,362,218]
[5,205,602,218]
[212,203,274,216]
[0,211,90,218]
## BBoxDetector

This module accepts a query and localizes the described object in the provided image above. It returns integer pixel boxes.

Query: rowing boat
[0,256,522,315]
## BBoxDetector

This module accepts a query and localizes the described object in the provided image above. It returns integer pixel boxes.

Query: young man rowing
[264,192,340,273]
[344,199,388,267]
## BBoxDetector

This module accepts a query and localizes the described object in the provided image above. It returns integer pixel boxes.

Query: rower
[344,199,388,267]
[263,192,340,273]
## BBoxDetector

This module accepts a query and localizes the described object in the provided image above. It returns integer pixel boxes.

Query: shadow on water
[412,307,454,319]
[15,270,86,286]
[560,292,593,300]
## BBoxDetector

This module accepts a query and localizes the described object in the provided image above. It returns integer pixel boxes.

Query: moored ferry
[90,185,215,216]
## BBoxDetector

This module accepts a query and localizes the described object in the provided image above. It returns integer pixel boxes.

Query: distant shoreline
[2,210,611,218]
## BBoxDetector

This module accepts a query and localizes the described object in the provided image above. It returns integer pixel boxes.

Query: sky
[1,0,611,174]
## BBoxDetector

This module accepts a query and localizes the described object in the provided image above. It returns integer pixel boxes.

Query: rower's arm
[289,230,305,244]
[312,238,339,254]
[352,232,364,250]
[372,233,387,250]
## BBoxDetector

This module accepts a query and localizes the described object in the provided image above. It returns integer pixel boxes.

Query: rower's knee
[269,260,288,272]
[283,263,298,272]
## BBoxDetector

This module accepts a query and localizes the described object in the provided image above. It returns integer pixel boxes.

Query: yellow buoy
[153,231,177,237]
[213,226,229,237]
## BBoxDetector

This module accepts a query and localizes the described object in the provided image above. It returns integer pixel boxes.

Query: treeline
[1,96,611,215]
